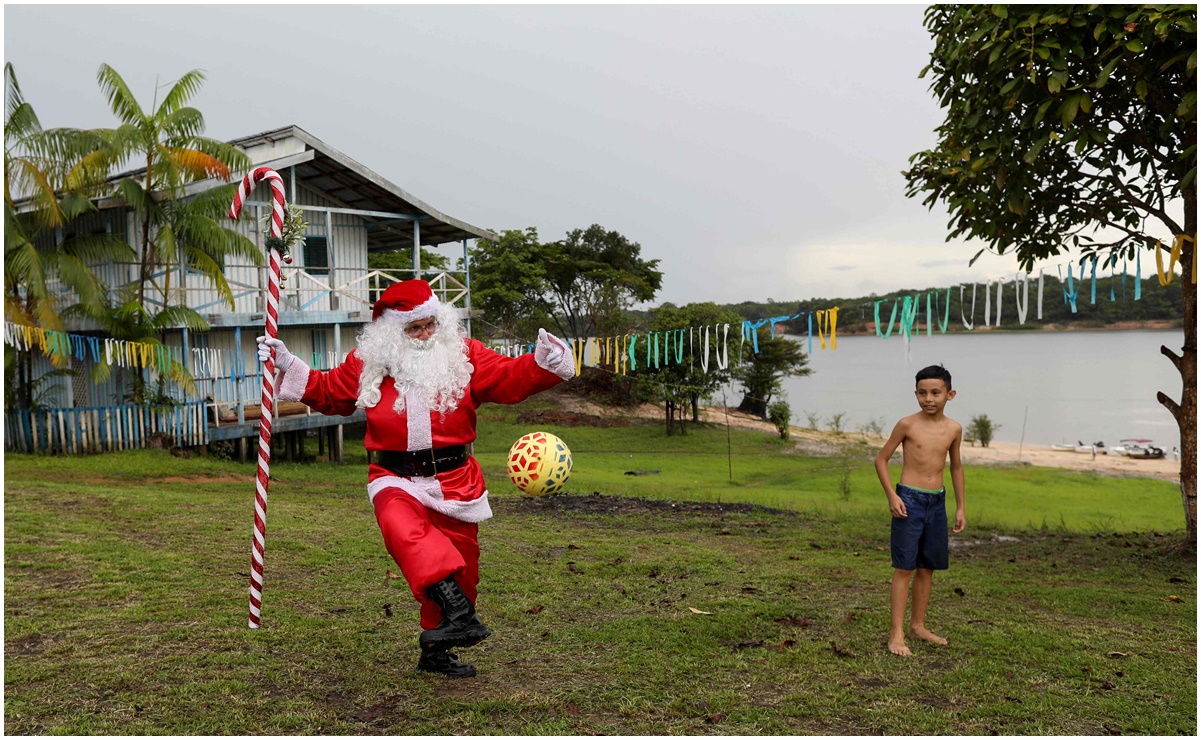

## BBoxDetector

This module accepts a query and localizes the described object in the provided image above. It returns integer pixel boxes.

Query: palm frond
[65,149,113,194]
[11,158,65,225]
[150,304,210,332]
[59,191,98,221]
[4,293,30,324]
[112,177,155,217]
[155,69,206,118]
[5,241,48,298]
[92,123,143,172]
[31,295,64,335]
[49,252,106,307]
[96,64,145,125]
[184,248,235,308]
[165,146,230,182]
[190,136,251,174]
[160,107,205,144]
[61,231,136,267]
[5,101,42,148]
[5,62,24,124]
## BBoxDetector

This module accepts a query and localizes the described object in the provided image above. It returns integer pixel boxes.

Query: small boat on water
[1050,440,1107,454]
[1109,439,1166,459]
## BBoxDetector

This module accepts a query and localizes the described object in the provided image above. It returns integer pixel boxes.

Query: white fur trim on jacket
[379,295,440,324]
[404,389,432,451]
[277,357,312,402]
[367,476,494,523]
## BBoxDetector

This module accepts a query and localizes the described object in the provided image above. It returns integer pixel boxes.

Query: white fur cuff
[277,357,311,401]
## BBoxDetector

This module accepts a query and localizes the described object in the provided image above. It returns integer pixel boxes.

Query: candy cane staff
[257,280,574,678]
[228,167,306,629]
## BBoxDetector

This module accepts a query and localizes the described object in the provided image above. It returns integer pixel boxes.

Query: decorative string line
[4,321,185,372]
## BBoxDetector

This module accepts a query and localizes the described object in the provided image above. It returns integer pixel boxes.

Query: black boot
[419,577,492,650]
[416,646,476,678]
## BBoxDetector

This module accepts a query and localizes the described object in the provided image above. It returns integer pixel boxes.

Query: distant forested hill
[634,274,1183,334]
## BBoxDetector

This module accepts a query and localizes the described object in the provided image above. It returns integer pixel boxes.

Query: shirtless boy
[874,364,966,656]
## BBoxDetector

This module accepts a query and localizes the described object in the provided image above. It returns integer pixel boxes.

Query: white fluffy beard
[354,303,472,416]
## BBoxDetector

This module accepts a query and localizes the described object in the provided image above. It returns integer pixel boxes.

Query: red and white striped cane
[229,167,287,629]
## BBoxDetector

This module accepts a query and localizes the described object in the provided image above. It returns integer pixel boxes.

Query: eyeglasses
[404,318,438,337]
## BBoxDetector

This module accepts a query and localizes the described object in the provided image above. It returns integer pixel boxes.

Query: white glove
[256,336,295,372]
[535,328,573,379]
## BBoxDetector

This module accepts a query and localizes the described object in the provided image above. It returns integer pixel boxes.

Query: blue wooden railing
[4,401,208,454]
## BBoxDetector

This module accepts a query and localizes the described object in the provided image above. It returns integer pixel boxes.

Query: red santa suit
[275,321,571,630]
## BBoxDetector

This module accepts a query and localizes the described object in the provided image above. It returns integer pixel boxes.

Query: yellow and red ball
[507,432,572,496]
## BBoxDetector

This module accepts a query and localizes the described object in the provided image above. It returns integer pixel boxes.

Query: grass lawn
[4,399,1195,734]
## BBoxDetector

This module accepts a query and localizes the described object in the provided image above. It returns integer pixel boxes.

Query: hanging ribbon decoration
[1014,272,1030,325]
[228,166,293,630]
[1156,235,1196,286]
[935,288,951,333]
[1058,264,1079,313]
[875,299,899,338]
[960,284,976,330]
[715,323,730,370]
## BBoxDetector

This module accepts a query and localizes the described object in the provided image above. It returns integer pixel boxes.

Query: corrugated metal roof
[227,126,497,248]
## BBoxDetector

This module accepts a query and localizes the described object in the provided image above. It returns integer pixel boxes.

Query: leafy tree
[543,224,663,346]
[368,246,450,277]
[467,228,552,341]
[734,327,812,418]
[641,302,744,433]
[93,64,254,318]
[902,5,1197,538]
[4,63,132,408]
[968,413,1000,448]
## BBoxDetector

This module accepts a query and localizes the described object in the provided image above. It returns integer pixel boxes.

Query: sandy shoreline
[560,392,1181,483]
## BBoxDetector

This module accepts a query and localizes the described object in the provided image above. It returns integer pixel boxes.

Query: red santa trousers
[372,487,480,630]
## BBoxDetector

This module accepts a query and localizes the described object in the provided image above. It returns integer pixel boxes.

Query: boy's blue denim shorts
[890,484,949,571]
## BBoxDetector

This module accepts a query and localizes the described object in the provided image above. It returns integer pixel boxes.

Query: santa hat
[372,280,441,323]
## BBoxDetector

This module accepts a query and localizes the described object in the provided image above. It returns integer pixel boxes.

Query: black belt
[377,446,469,477]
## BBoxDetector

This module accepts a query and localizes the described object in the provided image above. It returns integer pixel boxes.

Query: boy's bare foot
[888,635,912,656]
[909,625,948,645]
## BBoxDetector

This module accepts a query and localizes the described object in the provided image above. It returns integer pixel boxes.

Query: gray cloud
[1,4,1099,307]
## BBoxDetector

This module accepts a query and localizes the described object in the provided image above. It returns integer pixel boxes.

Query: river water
[763,329,1183,450]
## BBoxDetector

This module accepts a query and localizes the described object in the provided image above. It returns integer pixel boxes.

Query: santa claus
[257,279,573,678]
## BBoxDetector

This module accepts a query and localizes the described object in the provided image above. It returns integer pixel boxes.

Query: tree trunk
[1157,185,1196,544]
[738,394,767,418]
[691,395,700,422]
[665,399,674,436]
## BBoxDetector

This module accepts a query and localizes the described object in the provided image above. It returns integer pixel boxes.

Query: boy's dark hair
[915,364,952,390]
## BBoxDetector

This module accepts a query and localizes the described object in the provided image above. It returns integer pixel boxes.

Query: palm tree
[4,63,133,408]
[93,64,256,318]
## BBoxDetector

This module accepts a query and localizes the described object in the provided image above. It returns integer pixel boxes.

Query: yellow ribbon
[816,307,839,350]
[1156,235,1196,286]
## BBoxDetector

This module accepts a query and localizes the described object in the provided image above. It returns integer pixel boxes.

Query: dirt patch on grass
[515,409,630,428]
[501,491,776,518]
[67,475,246,486]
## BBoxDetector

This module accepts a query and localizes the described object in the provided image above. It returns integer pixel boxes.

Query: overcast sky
[4,3,1096,306]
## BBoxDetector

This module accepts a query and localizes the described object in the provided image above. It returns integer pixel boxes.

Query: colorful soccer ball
[507,432,572,496]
